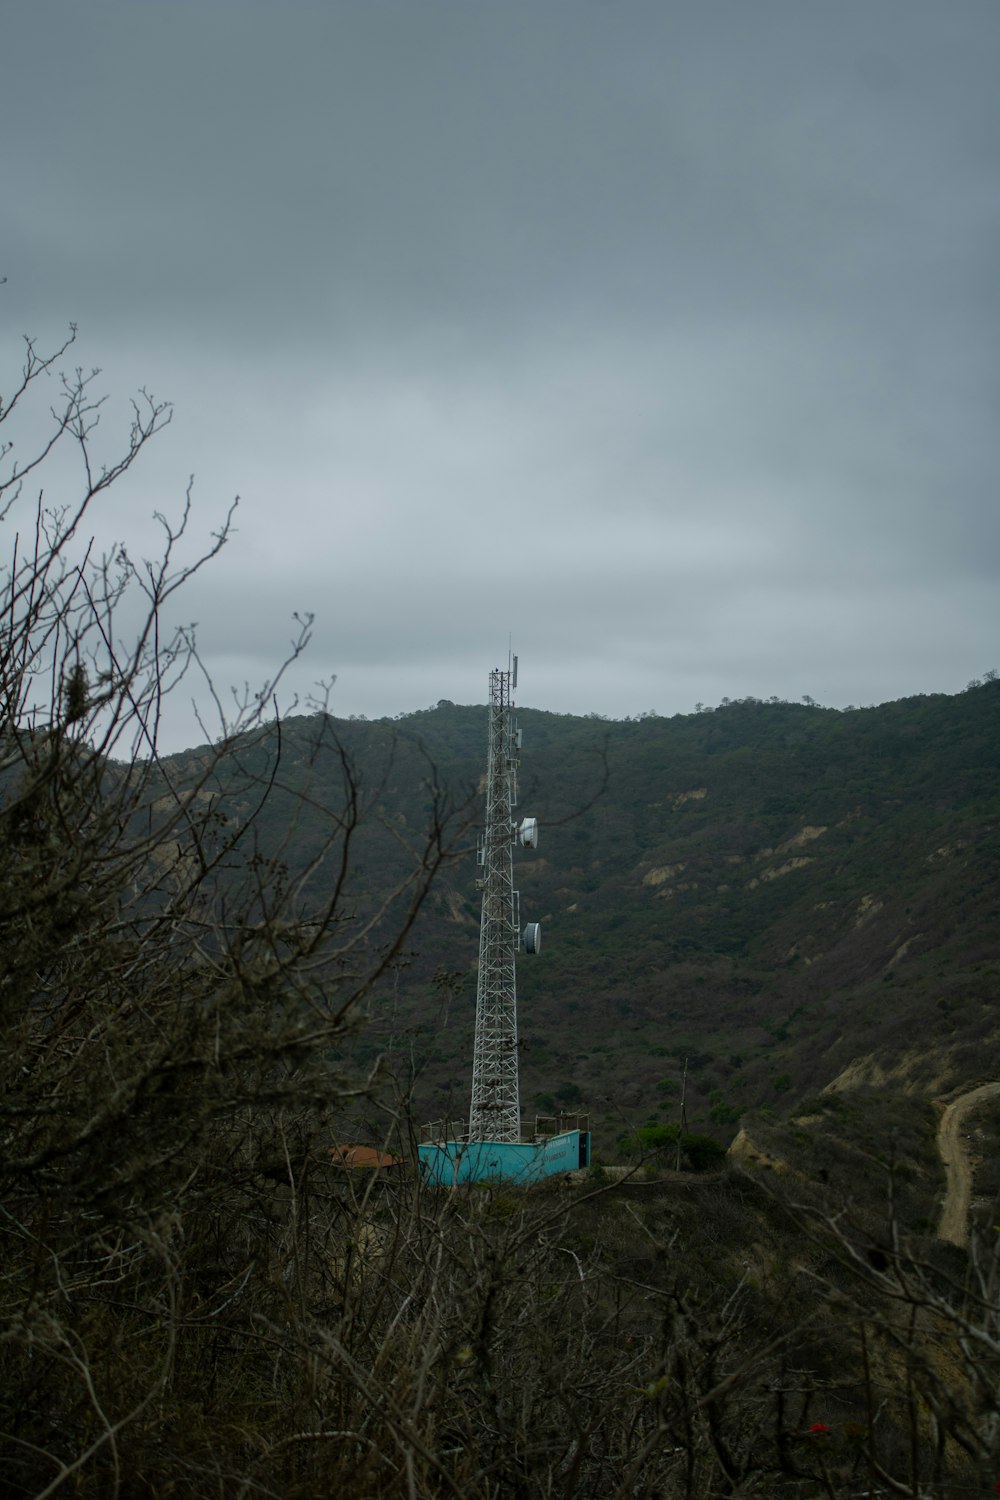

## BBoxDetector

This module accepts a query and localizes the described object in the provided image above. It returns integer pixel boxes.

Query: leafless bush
[782,1180,1000,1499]
[0,325,458,1496]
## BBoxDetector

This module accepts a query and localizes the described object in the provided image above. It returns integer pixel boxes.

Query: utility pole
[676,1055,689,1172]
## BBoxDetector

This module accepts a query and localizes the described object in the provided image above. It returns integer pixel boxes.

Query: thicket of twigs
[1,327,997,1498]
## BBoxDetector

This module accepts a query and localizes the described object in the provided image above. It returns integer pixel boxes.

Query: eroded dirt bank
[937,1081,1000,1246]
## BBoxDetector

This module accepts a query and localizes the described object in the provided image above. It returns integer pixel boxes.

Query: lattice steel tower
[468,659,540,1143]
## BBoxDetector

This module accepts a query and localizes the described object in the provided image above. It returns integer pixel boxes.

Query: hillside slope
[164,680,1000,1154]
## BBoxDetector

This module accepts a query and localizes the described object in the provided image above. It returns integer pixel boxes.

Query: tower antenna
[417,659,589,1185]
[468,660,536,1141]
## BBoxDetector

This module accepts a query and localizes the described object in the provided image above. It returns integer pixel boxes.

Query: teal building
[418,1121,590,1187]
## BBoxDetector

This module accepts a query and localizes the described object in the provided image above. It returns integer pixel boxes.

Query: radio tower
[468,658,540,1143]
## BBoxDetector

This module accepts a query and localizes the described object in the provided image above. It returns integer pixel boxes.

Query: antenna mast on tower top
[469,659,539,1143]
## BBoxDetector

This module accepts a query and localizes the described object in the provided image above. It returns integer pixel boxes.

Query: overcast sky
[3,1,998,748]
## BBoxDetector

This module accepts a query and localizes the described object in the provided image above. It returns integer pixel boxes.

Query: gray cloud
[2,1,998,746]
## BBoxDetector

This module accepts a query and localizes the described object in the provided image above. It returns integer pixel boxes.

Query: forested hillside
[7,653,999,1495]
[173,679,1000,1158]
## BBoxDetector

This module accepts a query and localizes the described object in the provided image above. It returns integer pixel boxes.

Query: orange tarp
[329,1144,403,1170]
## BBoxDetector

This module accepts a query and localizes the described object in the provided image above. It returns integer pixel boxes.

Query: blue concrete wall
[418,1130,589,1187]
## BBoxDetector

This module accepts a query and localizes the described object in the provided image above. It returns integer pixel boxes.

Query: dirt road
[936,1082,1000,1247]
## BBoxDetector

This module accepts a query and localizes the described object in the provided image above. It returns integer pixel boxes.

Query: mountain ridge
[160,679,1000,1157]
